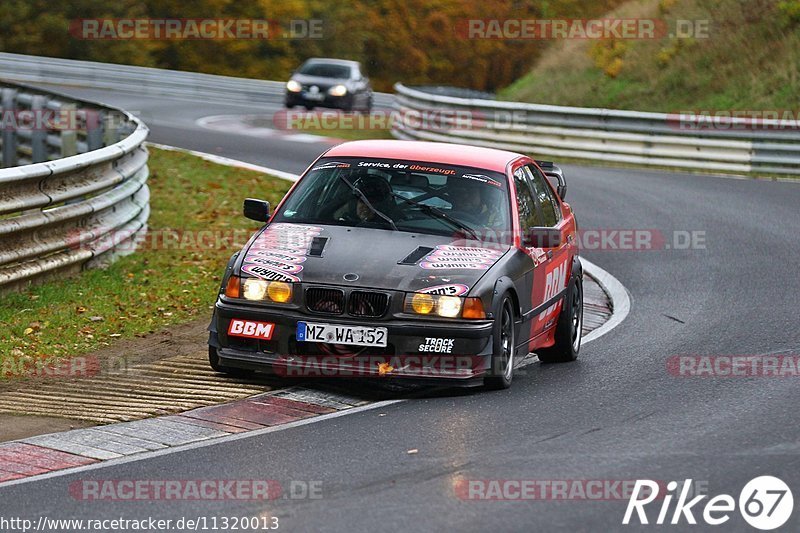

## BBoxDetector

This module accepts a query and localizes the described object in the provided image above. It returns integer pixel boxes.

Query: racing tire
[208,346,255,377]
[537,276,583,363]
[484,295,516,390]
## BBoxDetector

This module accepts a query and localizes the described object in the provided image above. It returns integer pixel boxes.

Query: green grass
[500,0,800,112]
[0,148,292,375]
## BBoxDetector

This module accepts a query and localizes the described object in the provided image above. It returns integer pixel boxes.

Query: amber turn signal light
[224,276,241,298]
[461,297,486,319]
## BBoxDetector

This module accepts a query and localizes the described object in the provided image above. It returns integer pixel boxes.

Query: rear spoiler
[535,160,567,200]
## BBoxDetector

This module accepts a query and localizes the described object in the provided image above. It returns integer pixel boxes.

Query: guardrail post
[1,88,19,167]
[60,102,78,157]
[86,108,104,151]
[103,112,120,145]
[30,95,47,163]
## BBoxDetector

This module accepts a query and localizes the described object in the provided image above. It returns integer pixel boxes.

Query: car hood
[238,223,510,295]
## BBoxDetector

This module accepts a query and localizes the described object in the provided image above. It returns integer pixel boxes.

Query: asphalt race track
[1,86,800,531]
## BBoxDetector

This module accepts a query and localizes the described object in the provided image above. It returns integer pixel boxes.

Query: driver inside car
[333,174,401,224]
[449,180,502,228]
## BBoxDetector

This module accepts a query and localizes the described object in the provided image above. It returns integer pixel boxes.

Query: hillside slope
[501,0,800,111]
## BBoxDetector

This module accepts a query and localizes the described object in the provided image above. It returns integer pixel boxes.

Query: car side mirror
[243,198,270,222]
[536,160,568,200]
[524,227,562,248]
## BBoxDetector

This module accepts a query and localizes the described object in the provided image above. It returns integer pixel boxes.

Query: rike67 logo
[623,476,793,530]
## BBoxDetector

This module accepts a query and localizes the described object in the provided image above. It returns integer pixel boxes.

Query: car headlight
[437,296,462,318]
[286,80,302,93]
[267,281,292,303]
[404,293,485,319]
[410,293,435,314]
[328,84,347,97]
[243,278,269,300]
[228,276,293,303]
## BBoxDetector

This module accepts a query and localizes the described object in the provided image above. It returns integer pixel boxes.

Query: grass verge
[0,147,292,375]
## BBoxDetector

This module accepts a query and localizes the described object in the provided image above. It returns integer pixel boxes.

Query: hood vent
[398,246,434,265]
[308,236,329,257]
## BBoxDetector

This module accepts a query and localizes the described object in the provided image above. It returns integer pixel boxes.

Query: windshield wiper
[337,175,398,230]
[391,193,480,241]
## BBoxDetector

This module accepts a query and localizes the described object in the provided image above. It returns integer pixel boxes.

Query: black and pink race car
[208,140,583,389]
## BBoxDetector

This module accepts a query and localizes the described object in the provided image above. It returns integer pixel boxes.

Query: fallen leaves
[23,321,42,335]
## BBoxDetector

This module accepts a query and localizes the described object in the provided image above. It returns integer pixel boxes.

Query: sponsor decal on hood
[419,245,503,270]
[242,223,323,281]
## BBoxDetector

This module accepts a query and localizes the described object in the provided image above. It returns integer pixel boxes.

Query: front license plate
[297,322,388,348]
[303,92,325,101]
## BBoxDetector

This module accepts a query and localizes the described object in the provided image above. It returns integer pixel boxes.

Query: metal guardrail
[0,52,395,109]
[0,80,149,290]
[392,83,800,175]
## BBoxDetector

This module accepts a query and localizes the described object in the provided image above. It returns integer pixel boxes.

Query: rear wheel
[208,346,254,377]
[537,277,583,363]
[484,295,516,390]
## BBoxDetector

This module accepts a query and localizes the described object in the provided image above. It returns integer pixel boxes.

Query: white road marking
[146,143,301,182]
[195,114,339,144]
[0,400,403,488]
[580,258,631,344]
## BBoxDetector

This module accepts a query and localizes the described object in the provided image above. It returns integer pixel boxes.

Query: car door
[509,165,545,346]
[524,163,573,338]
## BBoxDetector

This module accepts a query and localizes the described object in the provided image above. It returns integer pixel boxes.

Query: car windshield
[272,157,511,242]
[297,62,352,78]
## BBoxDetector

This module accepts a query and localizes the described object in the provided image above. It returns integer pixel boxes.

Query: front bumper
[284,91,353,109]
[209,299,494,383]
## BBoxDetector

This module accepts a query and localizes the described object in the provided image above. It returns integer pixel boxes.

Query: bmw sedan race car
[208,140,583,389]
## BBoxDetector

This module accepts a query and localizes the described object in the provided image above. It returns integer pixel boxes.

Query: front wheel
[537,276,583,363]
[484,295,516,390]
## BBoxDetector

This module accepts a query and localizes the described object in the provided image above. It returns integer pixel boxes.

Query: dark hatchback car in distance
[284,58,373,112]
